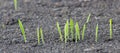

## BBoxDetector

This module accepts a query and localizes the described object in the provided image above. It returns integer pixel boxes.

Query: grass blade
[13,0,18,10]
[82,24,86,40]
[37,27,40,45]
[75,22,80,42]
[40,28,45,44]
[95,24,98,42]
[56,22,63,41]
[109,18,113,39]
[70,18,74,39]
[18,19,27,43]
[86,14,91,23]
[64,20,69,43]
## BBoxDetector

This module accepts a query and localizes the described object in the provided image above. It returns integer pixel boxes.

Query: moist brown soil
[0,0,120,53]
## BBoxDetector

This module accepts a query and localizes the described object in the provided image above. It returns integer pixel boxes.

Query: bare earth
[0,0,120,53]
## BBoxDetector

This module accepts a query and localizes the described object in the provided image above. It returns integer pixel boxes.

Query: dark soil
[0,0,120,53]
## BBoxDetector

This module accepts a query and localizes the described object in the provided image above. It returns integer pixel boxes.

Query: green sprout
[37,27,40,45]
[40,28,45,44]
[95,24,98,42]
[18,19,27,43]
[70,18,74,39]
[82,24,86,40]
[109,18,113,39]
[37,27,45,45]
[56,22,63,41]
[75,22,80,42]
[64,20,69,43]
[13,0,18,10]
[86,14,91,23]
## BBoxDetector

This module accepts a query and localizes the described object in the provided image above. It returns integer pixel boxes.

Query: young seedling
[70,18,74,39]
[56,22,63,41]
[13,0,18,10]
[82,24,86,40]
[40,28,45,44]
[109,18,113,39]
[37,27,40,45]
[75,22,80,42]
[64,20,69,43]
[95,24,99,42]
[86,14,91,23]
[18,19,27,43]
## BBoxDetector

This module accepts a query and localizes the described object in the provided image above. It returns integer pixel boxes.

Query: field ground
[0,0,120,53]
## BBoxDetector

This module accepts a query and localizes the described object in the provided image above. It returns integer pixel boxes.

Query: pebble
[84,47,101,52]
[12,38,20,44]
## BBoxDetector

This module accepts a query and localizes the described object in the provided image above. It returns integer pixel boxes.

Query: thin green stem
[75,22,80,42]
[64,20,69,43]
[37,27,40,45]
[13,0,18,10]
[56,22,63,41]
[40,28,45,44]
[95,24,98,42]
[18,19,27,43]
[82,24,86,40]
[70,18,74,39]
[109,18,113,39]
[86,14,91,23]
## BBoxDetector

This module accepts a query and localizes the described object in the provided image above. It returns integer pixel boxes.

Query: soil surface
[0,0,120,53]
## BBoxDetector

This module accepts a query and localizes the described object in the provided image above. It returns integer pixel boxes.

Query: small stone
[84,47,102,52]
[12,38,20,44]
[31,42,38,47]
